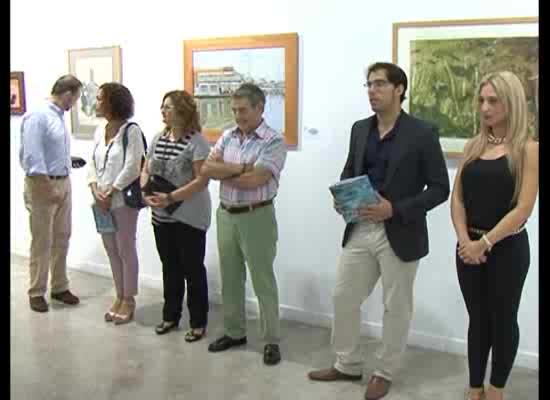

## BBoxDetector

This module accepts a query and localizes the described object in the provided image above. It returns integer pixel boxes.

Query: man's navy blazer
[340,111,450,262]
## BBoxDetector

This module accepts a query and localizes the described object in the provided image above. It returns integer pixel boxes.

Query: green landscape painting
[409,37,538,146]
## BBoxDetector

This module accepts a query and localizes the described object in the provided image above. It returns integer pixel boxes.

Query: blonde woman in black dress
[451,71,538,400]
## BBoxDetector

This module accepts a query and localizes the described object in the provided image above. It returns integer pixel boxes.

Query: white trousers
[332,222,419,381]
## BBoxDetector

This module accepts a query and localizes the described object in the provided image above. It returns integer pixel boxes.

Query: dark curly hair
[99,82,135,120]
[161,90,201,133]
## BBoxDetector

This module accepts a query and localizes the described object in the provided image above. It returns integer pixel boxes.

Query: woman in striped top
[140,90,211,340]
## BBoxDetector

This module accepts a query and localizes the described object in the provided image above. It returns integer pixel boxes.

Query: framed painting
[393,17,538,157]
[183,33,299,147]
[10,71,26,116]
[68,46,122,139]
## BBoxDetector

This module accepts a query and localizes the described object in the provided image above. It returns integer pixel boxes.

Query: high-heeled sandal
[485,385,504,400]
[155,321,178,335]
[113,298,135,325]
[184,327,206,342]
[466,389,486,400]
[104,298,122,322]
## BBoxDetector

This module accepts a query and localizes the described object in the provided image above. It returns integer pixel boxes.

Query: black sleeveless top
[461,156,516,230]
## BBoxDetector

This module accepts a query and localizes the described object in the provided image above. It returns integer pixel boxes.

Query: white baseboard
[11,249,538,371]
[227,293,539,371]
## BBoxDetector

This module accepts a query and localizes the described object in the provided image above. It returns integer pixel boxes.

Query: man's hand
[333,199,344,215]
[207,150,223,163]
[358,193,393,223]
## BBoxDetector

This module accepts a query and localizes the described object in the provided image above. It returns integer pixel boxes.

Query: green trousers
[216,204,280,343]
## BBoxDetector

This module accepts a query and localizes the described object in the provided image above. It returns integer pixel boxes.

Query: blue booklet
[91,204,117,234]
[329,175,379,223]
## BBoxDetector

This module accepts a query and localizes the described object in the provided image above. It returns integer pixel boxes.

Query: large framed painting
[393,17,538,157]
[68,46,122,139]
[10,71,26,116]
[183,33,299,147]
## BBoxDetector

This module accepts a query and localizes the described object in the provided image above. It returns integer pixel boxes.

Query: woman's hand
[146,192,173,209]
[141,193,155,208]
[94,189,112,211]
[457,239,488,265]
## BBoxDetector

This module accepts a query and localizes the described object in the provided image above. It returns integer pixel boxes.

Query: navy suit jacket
[340,111,450,262]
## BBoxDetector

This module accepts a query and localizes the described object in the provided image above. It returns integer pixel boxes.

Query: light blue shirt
[19,101,71,176]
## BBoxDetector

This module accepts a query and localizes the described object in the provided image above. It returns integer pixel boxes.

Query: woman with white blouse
[87,83,145,324]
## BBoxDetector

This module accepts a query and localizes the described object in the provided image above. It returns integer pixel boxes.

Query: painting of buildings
[192,47,285,133]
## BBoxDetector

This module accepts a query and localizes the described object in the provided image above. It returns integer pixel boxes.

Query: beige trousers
[332,221,419,381]
[23,176,72,297]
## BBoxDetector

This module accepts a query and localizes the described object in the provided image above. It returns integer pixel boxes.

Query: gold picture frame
[393,17,538,157]
[184,33,299,147]
[10,71,26,116]
[68,46,122,139]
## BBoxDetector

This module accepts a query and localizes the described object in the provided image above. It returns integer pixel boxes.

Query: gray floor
[11,254,538,400]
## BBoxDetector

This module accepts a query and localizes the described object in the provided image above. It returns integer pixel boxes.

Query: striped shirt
[213,120,287,206]
[151,134,190,225]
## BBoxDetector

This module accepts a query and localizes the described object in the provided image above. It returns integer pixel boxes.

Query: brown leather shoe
[29,296,49,312]
[365,375,392,400]
[51,290,80,305]
[308,367,362,381]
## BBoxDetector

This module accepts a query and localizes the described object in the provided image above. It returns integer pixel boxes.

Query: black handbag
[142,174,181,214]
[121,123,148,209]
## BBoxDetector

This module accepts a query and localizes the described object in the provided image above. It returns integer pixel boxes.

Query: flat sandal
[184,327,206,342]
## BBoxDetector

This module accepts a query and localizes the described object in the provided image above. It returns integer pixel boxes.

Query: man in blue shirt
[20,74,83,312]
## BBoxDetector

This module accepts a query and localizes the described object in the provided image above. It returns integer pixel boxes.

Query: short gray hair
[232,83,265,108]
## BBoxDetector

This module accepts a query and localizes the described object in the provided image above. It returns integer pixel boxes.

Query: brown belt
[26,175,68,180]
[220,199,273,214]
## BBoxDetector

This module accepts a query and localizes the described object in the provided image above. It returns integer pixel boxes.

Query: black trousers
[456,230,530,388]
[153,222,209,328]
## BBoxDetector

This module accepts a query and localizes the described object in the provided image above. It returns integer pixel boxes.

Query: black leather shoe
[155,321,178,335]
[208,335,247,352]
[263,344,281,365]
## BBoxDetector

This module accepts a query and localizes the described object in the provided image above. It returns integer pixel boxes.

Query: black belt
[221,199,273,214]
[48,175,68,180]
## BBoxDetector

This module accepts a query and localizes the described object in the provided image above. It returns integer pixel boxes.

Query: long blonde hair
[462,71,532,203]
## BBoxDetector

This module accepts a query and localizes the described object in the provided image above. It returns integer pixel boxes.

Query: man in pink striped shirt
[201,83,287,365]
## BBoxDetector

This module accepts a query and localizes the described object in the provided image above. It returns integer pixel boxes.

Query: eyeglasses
[363,80,391,89]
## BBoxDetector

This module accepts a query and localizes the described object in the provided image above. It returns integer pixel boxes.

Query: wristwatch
[166,192,174,204]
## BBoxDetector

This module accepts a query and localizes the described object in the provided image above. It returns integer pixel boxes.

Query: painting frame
[68,46,122,140]
[392,17,538,158]
[183,33,299,147]
[10,71,26,116]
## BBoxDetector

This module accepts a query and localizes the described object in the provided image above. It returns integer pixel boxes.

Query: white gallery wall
[11,0,538,369]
